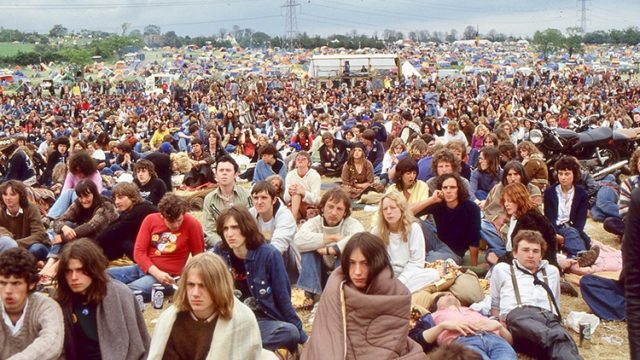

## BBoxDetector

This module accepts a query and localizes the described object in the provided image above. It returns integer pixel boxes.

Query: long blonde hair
[173,253,235,320]
[375,191,415,245]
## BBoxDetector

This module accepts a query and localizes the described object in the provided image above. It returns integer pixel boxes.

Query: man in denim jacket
[213,206,307,355]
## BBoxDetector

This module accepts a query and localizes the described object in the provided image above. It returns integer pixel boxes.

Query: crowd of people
[1,53,640,359]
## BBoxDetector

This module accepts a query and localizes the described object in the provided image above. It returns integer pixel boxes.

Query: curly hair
[554,155,581,185]
[133,159,158,179]
[158,193,189,221]
[68,150,97,176]
[431,148,461,175]
[0,248,39,289]
[170,152,193,174]
[375,192,416,246]
[435,173,469,203]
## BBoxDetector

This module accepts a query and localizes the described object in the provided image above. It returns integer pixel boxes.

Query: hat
[160,142,173,154]
[0,137,14,152]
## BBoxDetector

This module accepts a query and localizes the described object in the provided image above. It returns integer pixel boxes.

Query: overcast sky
[2,0,639,38]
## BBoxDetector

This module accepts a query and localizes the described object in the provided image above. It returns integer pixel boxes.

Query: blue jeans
[420,221,463,264]
[481,219,506,259]
[258,318,300,352]
[456,333,517,360]
[107,264,170,301]
[557,226,586,258]
[48,188,76,219]
[297,252,338,295]
[0,236,50,261]
[468,149,480,169]
[475,190,489,201]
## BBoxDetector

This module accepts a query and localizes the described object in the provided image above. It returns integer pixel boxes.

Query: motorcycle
[527,118,639,180]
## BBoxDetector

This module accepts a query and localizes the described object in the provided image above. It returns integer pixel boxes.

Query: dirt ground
[138,185,629,359]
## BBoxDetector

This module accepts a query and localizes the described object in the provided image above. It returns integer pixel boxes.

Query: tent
[401,61,421,80]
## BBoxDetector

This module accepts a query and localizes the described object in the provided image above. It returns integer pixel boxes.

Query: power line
[282,0,300,48]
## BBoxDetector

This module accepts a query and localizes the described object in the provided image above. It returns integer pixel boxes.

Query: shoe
[577,245,600,268]
[560,279,578,297]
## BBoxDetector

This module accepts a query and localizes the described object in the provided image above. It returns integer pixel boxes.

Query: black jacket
[499,208,559,269]
[134,177,167,206]
[144,152,172,191]
[96,201,158,260]
[623,187,640,359]
[3,149,35,183]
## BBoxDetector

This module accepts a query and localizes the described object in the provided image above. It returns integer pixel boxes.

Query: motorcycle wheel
[598,147,619,167]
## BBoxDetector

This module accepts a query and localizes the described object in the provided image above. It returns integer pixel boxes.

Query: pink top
[470,135,485,150]
[431,307,500,345]
[63,171,104,193]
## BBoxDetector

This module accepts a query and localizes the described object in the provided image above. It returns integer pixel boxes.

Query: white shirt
[556,185,575,226]
[2,297,28,336]
[506,215,518,252]
[490,260,560,320]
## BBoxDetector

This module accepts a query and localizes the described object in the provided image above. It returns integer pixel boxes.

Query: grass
[136,181,630,359]
[0,42,36,58]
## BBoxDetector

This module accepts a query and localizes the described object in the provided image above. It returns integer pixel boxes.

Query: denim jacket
[214,243,308,343]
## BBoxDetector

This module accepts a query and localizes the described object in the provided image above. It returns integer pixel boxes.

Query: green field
[0,42,36,57]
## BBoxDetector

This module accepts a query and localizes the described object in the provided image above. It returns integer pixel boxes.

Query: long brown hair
[56,238,109,305]
[501,182,535,219]
[216,206,266,251]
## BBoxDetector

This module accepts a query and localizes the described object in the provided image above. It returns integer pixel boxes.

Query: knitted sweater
[0,203,48,248]
[53,198,118,241]
[61,280,150,360]
[0,293,64,360]
[294,215,365,253]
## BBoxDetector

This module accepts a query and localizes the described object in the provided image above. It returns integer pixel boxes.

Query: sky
[1,0,639,38]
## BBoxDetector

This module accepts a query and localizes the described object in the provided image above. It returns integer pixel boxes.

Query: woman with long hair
[302,232,427,359]
[56,238,149,360]
[470,147,502,203]
[341,143,375,199]
[517,141,549,191]
[485,182,558,268]
[40,179,118,282]
[469,124,488,168]
[373,192,439,292]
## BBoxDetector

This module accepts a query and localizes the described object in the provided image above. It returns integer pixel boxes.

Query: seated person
[213,206,307,354]
[47,150,104,219]
[544,156,599,265]
[361,129,385,176]
[56,239,150,360]
[182,138,215,187]
[0,137,37,185]
[103,141,140,175]
[410,293,516,359]
[380,138,406,184]
[486,183,559,268]
[144,151,192,191]
[108,193,205,300]
[302,232,427,359]
[147,253,269,359]
[372,192,439,292]
[480,161,542,259]
[470,147,502,203]
[341,144,375,200]
[249,181,300,283]
[604,148,640,236]
[96,182,158,261]
[284,151,321,221]
[0,180,49,261]
[295,188,364,303]
[445,140,471,181]
[416,173,481,265]
[387,157,431,216]
[590,175,620,223]
[40,179,118,282]
[202,155,252,246]
[133,160,167,206]
[252,144,288,185]
[426,148,474,201]
[490,230,581,359]
[0,248,64,360]
[313,132,350,177]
